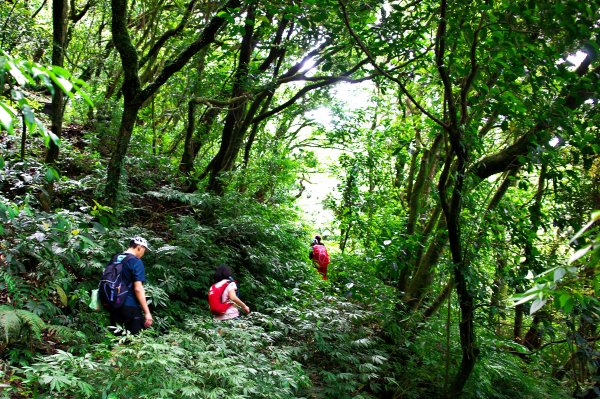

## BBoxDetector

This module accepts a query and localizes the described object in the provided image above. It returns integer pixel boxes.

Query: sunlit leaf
[553,267,566,282]
[7,60,29,85]
[525,270,534,280]
[510,293,537,307]
[47,130,60,146]
[22,104,36,130]
[530,298,547,314]
[0,102,15,133]
[56,286,68,307]
[57,76,73,93]
[568,244,592,264]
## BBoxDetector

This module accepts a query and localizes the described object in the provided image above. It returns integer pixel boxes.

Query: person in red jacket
[309,235,330,280]
[211,265,250,320]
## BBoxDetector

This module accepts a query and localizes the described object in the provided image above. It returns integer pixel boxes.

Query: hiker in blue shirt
[106,237,153,334]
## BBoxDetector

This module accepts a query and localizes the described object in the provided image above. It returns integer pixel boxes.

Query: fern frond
[0,272,32,305]
[0,306,23,344]
[46,324,85,344]
[0,271,16,292]
[15,309,45,340]
[0,306,47,345]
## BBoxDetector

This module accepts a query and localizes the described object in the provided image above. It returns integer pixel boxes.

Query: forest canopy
[0,0,599,398]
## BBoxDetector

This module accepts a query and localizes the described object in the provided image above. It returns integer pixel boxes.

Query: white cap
[132,236,150,250]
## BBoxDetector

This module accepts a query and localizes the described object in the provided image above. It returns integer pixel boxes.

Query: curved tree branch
[471,58,598,181]
[434,0,455,128]
[139,0,199,69]
[459,13,484,125]
[252,73,371,124]
[138,0,242,102]
[338,0,446,128]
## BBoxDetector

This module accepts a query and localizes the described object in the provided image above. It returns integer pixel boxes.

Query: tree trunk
[45,0,69,164]
[205,5,256,193]
[489,255,506,332]
[105,104,141,204]
[179,104,219,175]
[243,94,275,167]
[404,133,420,204]
[20,115,27,159]
[406,134,442,235]
[403,216,447,306]
[397,136,442,293]
[514,163,547,341]
[441,129,479,396]
[522,311,547,350]
[104,0,240,206]
[513,300,524,341]
[423,278,454,319]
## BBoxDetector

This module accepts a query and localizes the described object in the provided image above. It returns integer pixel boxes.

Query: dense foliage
[1,0,599,398]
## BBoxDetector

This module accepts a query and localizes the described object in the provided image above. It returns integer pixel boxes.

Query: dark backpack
[98,253,136,309]
[208,279,235,315]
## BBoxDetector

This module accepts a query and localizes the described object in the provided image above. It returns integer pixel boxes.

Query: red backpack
[208,280,233,315]
[313,245,330,268]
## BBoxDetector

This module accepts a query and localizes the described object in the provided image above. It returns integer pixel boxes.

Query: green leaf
[562,297,575,314]
[7,60,30,86]
[45,167,60,183]
[56,286,68,307]
[529,298,546,314]
[0,102,15,133]
[22,104,36,131]
[558,293,571,307]
[568,244,592,264]
[48,74,71,95]
[511,293,537,307]
[553,267,566,282]
[49,65,72,78]
[46,129,60,146]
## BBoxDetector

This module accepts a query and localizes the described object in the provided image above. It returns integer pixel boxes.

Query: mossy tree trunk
[104,0,241,207]
[45,0,68,165]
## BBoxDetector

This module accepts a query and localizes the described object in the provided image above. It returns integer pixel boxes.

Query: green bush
[14,315,310,399]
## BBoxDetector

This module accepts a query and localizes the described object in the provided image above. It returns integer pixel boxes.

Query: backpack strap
[114,253,137,288]
[228,277,240,298]
[112,252,136,264]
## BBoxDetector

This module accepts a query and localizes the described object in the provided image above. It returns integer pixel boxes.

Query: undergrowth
[0,133,581,399]
[5,295,395,399]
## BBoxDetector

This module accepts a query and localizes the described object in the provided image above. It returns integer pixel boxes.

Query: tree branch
[434,0,455,128]
[139,0,198,69]
[470,58,598,180]
[338,0,446,128]
[252,73,371,124]
[257,15,290,72]
[190,94,252,108]
[111,0,141,102]
[70,0,93,23]
[459,13,484,125]
[138,0,242,102]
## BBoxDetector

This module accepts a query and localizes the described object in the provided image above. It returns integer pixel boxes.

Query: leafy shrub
[14,314,311,399]
[328,252,397,312]
[463,348,571,399]
[255,290,397,398]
